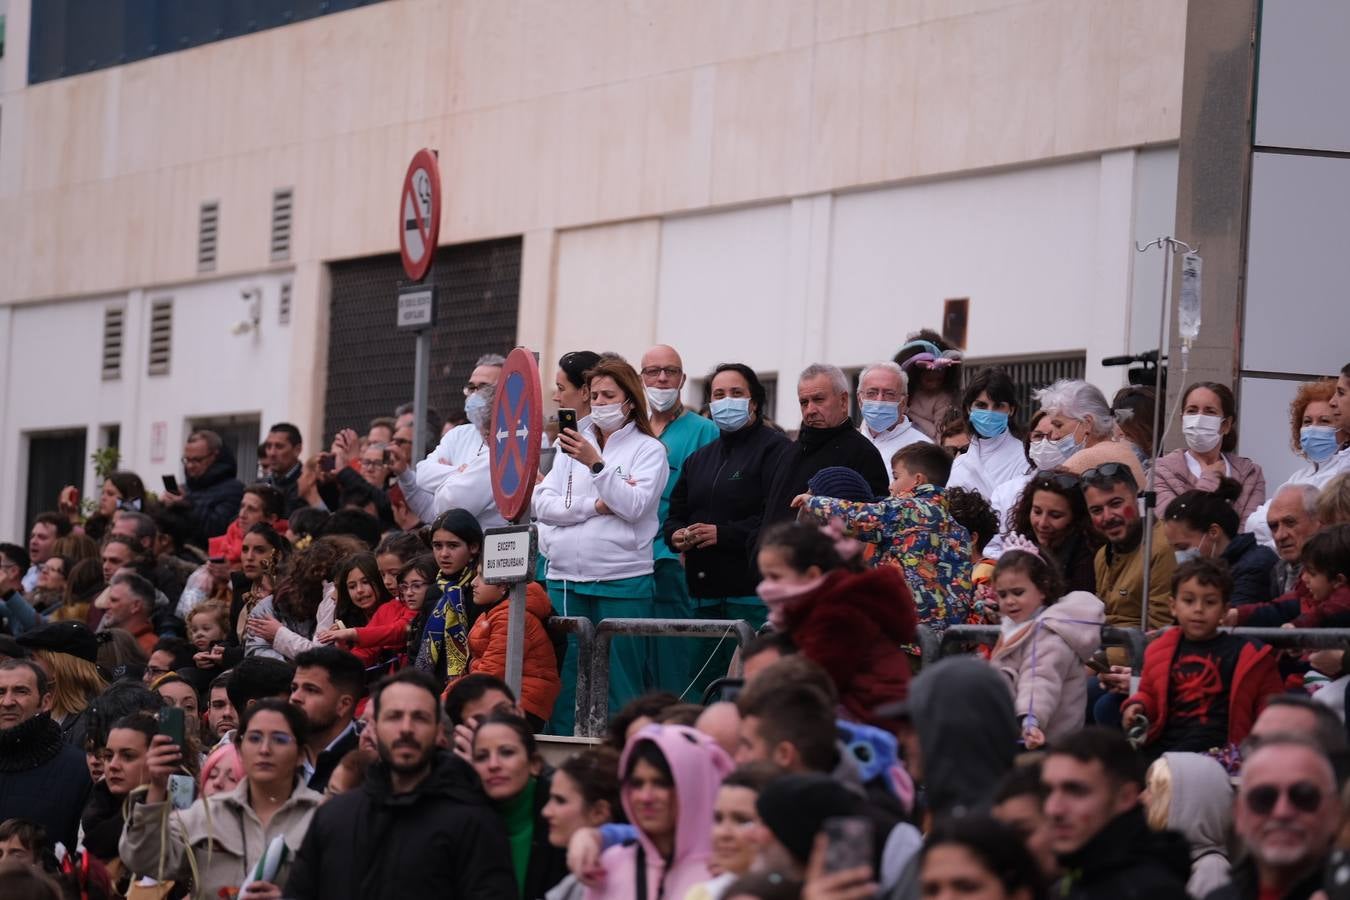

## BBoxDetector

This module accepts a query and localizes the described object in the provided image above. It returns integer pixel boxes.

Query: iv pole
[1134,236,1196,642]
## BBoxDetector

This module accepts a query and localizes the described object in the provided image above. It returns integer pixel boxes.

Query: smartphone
[167,773,195,810]
[557,408,578,437]
[1085,651,1111,675]
[161,474,180,494]
[1324,849,1350,900]
[157,706,186,748]
[822,816,873,874]
[320,454,336,473]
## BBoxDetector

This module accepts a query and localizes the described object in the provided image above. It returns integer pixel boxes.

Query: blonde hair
[1144,756,1173,831]
[1288,379,1338,455]
[188,600,230,633]
[1318,473,1350,528]
[32,649,109,721]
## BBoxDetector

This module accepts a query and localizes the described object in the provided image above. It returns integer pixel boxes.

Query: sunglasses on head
[1031,471,1080,492]
[1078,462,1136,488]
[1244,781,1324,815]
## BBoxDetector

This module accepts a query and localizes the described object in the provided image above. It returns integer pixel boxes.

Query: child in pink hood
[585,724,733,900]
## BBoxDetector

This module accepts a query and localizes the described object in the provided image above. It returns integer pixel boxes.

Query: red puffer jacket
[780,566,917,731]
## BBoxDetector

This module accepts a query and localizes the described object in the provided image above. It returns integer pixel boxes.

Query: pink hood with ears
[586,724,734,900]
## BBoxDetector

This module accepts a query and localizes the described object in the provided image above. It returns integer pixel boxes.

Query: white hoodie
[533,420,669,583]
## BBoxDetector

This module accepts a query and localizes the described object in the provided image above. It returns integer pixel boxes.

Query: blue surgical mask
[710,397,751,432]
[1174,547,1201,566]
[465,391,490,426]
[1301,425,1340,463]
[970,409,1009,439]
[860,400,900,433]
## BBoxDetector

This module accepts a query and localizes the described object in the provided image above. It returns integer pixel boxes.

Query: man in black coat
[286,669,516,899]
[1045,728,1191,900]
[0,659,91,851]
[763,363,889,526]
[160,430,245,548]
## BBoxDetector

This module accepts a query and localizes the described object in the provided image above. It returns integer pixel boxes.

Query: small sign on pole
[482,525,538,585]
[396,285,437,330]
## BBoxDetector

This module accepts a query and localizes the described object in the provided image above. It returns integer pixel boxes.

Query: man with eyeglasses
[639,345,720,694]
[1042,727,1190,900]
[1081,462,1177,633]
[856,361,931,470]
[411,353,507,512]
[1215,736,1340,900]
[159,429,245,548]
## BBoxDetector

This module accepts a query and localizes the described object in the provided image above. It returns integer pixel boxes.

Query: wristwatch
[590,460,604,475]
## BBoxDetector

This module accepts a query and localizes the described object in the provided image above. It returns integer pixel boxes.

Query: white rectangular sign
[482,525,536,584]
[397,286,436,330]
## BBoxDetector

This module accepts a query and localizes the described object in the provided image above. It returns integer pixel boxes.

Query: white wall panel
[1255,0,1350,153]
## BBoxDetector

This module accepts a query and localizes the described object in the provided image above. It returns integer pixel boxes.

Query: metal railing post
[545,616,597,738]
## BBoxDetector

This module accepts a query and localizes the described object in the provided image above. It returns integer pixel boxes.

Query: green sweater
[499,776,538,897]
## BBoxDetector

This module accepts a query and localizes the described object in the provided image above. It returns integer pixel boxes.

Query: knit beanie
[755,773,866,865]
[807,466,877,502]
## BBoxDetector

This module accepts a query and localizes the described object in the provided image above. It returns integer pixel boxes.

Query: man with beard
[763,363,890,525]
[291,647,364,793]
[0,659,91,851]
[285,669,515,899]
[1082,463,1176,632]
[1206,736,1340,899]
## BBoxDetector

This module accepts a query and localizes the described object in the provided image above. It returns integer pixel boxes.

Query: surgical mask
[970,409,1009,439]
[465,391,490,427]
[645,387,680,414]
[710,397,751,432]
[590,401,628,433]
[1301,425,1340,463]
[1174,547,1201,566]
[1182,414,1224,454]
[1029,438,1069,471]
[860,400,900,433]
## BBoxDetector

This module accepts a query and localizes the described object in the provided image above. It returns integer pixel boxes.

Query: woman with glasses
[121,699,321,900]
[28,555,72,615]
[1008,471,1102,593]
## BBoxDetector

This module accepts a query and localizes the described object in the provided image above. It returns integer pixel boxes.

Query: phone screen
[822,816,873,874]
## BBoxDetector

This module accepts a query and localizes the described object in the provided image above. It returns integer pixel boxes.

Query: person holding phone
[120,699,322,900]
[533,357,670,731]
[159,431,247,549]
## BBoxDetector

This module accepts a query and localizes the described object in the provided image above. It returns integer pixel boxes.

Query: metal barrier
[580,618,757,738]
[1228,627,1350,650]
[930,624,1148,671]
[546,616,596,734]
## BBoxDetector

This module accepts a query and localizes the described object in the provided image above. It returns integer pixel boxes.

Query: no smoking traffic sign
[399,148,441,282]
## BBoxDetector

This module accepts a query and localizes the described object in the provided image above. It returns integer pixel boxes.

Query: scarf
[0,713,65,773]
[415,568,474,682]
[756,574,829,629]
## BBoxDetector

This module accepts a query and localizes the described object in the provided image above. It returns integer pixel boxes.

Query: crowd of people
[0,331,1349,900]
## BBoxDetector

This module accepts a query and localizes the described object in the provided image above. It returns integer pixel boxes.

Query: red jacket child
[1125,626,1284,748]
[461,582,561,724]
[347,600,417,668]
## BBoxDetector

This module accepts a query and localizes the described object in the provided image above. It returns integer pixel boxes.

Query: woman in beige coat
[121,699,322,899]
[989,542,1105,749]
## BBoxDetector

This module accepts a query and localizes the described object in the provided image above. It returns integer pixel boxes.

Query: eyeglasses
[0,560,18,571]
[463,382,494,396]
[399,581,428,595]
[1031,472,1081,492]
[181,455,211,466]
[41,563,65,575]
[1244,781,1324,815]
[359,459,387,470]
[640,366,683,379]
[144,666,171,680]
[1079,463,1135,488]
[242,731,296,748]
[859,389,901,401]
[390,437,412,447]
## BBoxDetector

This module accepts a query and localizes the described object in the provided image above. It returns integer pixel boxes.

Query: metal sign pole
[505,584,527,695]
[412,329,431,463]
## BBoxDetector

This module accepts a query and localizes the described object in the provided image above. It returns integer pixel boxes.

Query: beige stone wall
[0,0,1185,306]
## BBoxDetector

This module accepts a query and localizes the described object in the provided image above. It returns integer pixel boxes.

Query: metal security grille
[962,351,1086,428]
[324,238,523,443]
[198,202,219,272]
[278,281,292,325]
[270,188,293,261]
[101,306,124,381]
[147,298,173,376]
[25,430,86,530]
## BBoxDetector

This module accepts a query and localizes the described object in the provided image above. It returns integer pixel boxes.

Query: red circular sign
[490,348,544,523]
[398,148,441,282]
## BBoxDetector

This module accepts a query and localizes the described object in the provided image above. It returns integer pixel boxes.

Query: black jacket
[0,714,92,852]
[1204,857,1325,900]
[663,418,792,597]
[266,463,307,517]
[185,447,246,548]
[1056,806,1192,900]
[285,749,516,900]
[80,780,126,863]
[306,723,360,794]
[763,420,890,526]
[1222,532,1279,606]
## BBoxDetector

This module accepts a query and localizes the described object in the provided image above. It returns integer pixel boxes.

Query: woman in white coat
[534,355,669,728]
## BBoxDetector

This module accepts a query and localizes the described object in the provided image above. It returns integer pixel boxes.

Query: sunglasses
[1244,781,1324,815]
[1031,471,1081,491]
[1079,462,1136,488]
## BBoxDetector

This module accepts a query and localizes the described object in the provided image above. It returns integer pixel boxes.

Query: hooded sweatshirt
[1159,752,1233,898]
[990,591,1105,745]
[587,724,734,900]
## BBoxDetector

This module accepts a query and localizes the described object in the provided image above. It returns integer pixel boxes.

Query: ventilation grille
[279,281,292,325]
[198,201,219,272]
[270,188,293,261]
[147,298,173,376]
[101,307,124,381]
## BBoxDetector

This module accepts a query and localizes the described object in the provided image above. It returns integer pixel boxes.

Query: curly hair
[945,487,999,548]
[1010,470,1095,553]
[1288,379,1338,455]
[274,535,364,624]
